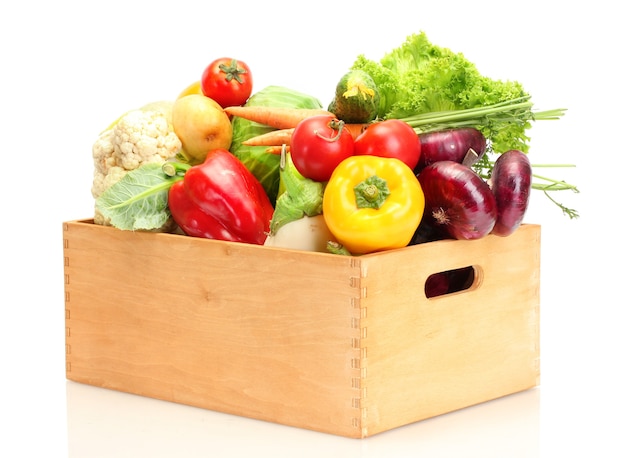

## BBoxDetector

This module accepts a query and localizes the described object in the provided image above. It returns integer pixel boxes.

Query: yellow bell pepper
[322,155,425,254]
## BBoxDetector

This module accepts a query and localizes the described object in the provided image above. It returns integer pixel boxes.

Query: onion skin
[415,128,487,173]
[417,161,497,240]
[490,150,532,237]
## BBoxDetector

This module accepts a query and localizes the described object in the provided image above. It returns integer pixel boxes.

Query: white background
[1,1,623,456]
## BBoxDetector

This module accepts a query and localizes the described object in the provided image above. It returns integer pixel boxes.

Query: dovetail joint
[350,257,367,433]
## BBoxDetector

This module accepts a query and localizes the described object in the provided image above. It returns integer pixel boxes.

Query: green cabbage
[229,86,324,205]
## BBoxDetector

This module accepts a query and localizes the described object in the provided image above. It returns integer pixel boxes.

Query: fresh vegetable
[350,32,544,152]
[93,34,576,247]
[353,119,421,170]
[264,145,290,155]
[417,161,497,240]
[264,215,337,252]
[290,115,355,182]
[415,127,486,172]
[168,149,274,245]
[200,58,253,108]
[343,123,370,140]
[323,155,425,254]
[269,148,324,235]
[96,162,181,231]
[474,156,579,219]
[328,69,380,123]
[349,32,578,215]
[172,94,233,164]
[241,123,370,150]
[168,176,244,242]
[229,85,328,205]
[225,105,334,129]
[489,150,532,237]
[92,101,182,228]
[242,128,295,147]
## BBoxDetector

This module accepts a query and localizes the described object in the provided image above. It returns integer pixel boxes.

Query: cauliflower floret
[113,109,182,169]
[91,102,182,226]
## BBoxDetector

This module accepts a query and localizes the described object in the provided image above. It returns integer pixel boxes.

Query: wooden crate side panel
[358,225,541,436]
[63,221,364,437]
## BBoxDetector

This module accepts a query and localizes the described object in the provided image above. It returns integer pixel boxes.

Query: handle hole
[425,266,476,298]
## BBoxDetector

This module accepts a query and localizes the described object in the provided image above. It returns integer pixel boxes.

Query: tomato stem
[218,59,248,84]
[314,118,347,143]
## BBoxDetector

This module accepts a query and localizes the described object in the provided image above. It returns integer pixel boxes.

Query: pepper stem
[362,184,379,201]
[353,175,390,209]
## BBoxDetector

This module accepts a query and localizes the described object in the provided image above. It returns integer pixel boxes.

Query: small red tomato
[354,119,421,170]
[200,57,253,108]
[290,115,355,182]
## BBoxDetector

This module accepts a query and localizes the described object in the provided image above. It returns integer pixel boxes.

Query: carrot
[343,123,371,140]
[224,106,334,129]
[243,122,371,149]
[242,128,295,147]
[264,145,290,155]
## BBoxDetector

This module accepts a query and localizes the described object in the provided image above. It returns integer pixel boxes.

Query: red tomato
[290,115,355,182]
[200,58,253,108]
[354,119,421,170]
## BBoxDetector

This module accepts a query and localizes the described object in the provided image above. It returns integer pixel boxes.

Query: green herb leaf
[96,163,179,231]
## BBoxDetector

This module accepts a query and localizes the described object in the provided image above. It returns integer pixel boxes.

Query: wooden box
[62,219,540,438]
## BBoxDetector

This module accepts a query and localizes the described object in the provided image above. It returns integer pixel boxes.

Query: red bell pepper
[168,149,274,245]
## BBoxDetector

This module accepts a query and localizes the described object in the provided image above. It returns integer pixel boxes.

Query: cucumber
[328,69,380,123]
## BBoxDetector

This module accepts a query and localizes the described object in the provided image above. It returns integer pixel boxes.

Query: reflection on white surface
[66,381,539,458]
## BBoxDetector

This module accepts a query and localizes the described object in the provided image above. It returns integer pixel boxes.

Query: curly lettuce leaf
[95,163,175,231]
[351,32,531,153]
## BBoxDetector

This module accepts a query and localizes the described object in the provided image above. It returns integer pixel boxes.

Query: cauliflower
[92,101,182,226]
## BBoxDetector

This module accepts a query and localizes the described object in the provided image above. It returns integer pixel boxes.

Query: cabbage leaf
[229,85,324,205]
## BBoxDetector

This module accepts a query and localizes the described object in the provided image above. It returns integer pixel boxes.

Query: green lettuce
[351,32,533,153]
